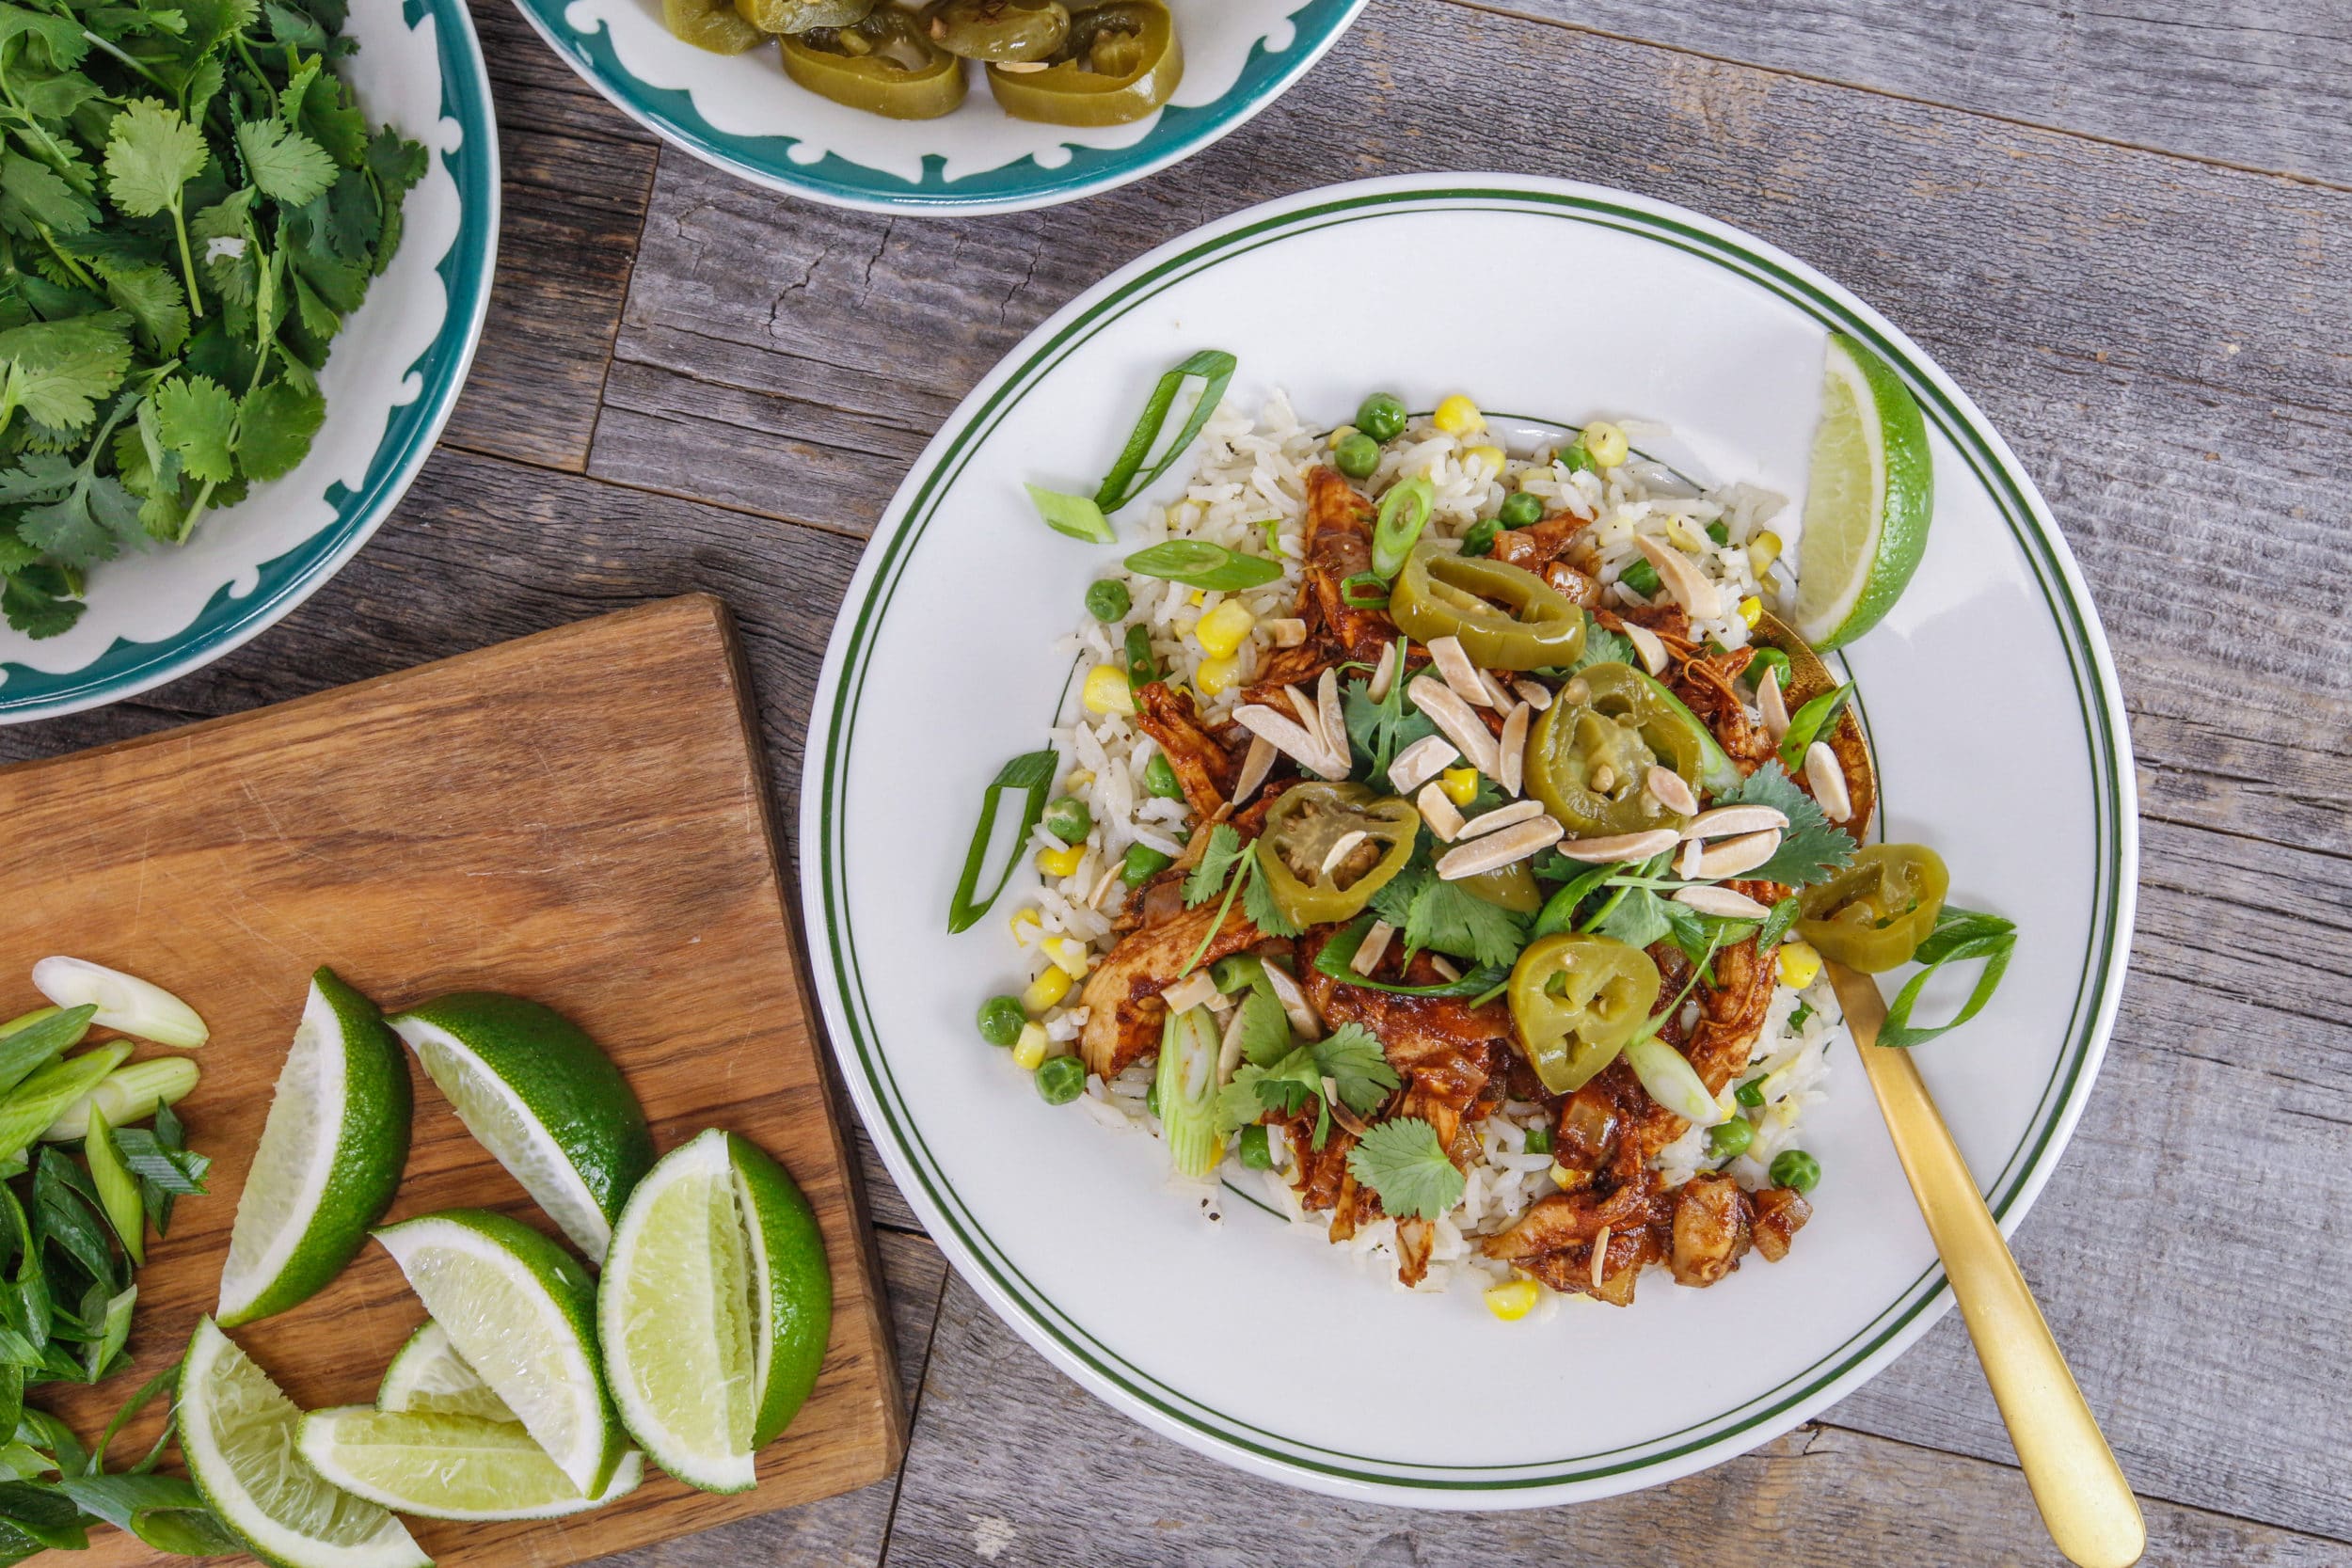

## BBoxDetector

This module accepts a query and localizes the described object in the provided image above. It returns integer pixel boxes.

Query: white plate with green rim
[507,0,1362,214]
[802,172,2136,1505]
[0,0,499,725]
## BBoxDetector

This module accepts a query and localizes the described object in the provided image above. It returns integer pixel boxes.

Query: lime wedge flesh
[217,969,411,1326]
[372,1210,624,1497]
[298,1407,643,1522]
[1791,333,1933,651]
[179,1319,428,1568]
[389,994,654,1264]
[378,1320,516,1423]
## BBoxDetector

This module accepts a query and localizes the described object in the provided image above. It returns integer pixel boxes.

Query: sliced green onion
[1875,906,2018,1049]
[947,747,1058,933]
[1625,1036,1722,1125]
[1025,483,1115,544]
[1788,1000,1815,1031]
[88,1283,136,1381]
[1778,679,1856,772]
[1154,1006,1228,1179]
[1094,349,1239,514]
[1123,622,1157,689]
[1340,572,1389,610]
[1733,1077,1765,1108]
[1619,557,1662,597]
[41,1056,199,1143]
[1522,1126,1552,1155]
[83,1105,142,1265]
[1123,540,1282,592]
[1259,518,1286,557]
[1370,476,1434,578]
[0,1006,93,1099]
[0,1045,131,1165]
[32,959,206,1049]
[1237,1123,1273,1169]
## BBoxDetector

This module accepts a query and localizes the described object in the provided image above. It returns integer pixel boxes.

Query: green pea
[1559,437,1595,474]
[1788,1000,1815,1031]
[1769,1148,1821,1192]
[1733,1077,1765,1109]
[1085,578,1131,622]
[976,995,1025,1048]
[1121,844,1172,887]
[1459,518,1500,559]
[1356,393,1408,443]
[1041,795,1092,845]
[1333,432,1380,480]
[1143,752,1184,800]
[1498,491,1543,529]
[1746,646,1792,692]
[1522,1125,1553,1156]
[1035,1054,1087,1105]
[1619,558,1662,597]
[1237,1123,1273,1169]
[1706,519,1730,546]
[1707,1117,1755,1161]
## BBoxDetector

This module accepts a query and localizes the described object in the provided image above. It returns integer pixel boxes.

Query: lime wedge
[179,1319,428,1568]
[389,994,653,1264]
[378,1321,515,1424]
[297,1408,643,1522]
[217,969,411,1327]
[732,1132,834,1447]
[372,1210,624,1497]
[1790,333,1933,650]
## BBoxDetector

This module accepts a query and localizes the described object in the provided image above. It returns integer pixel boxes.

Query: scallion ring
[1340,572,1390,610]
[1123,540,1283,593]
[947,746,1058,933]
[1025,483,1114,544]
[1370,476,1435,578]
[1093,349,1239,515]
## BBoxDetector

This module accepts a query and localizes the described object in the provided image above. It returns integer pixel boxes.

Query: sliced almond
[1283,683,1321,735]
[1436,816,1565,879]
[1621,620,1668,676]
[1160,970,1220,1015]
[1232,735,1276,805]
[1693,829,1780,879]
[1416,781,1467,842]
[1457,798,1546,841]
[1389,734,1460,798]
[1805,740,1853,823]
[1481,670,1518,711]
[1266,617,1308,649]
[1590,1225,1613,1291]
[1677,836,1705,878]
[1234,704,1347,782]
[1757,662,1790,739]
[1513,679,1553,711]
[1671,884,1772,919]
[1429,956,1462,982]
[1319,829,1370,879]
[1633,534,1724,620]
[1217,1006,1248,1079]
[1645,765,1698,817]
[1406,675,1502,777]
[1552,827,1682,864]
[1087,863,1122,910]
[1429,636,1493,708]
[1366,639,1401,703]
[1350,920,1395,976]
[1261,960,1322,1041]
[1323,1077,1372,1138]
[1498,703,1531,797]
[1316,669,1347,778]
[1683,804,1789,840]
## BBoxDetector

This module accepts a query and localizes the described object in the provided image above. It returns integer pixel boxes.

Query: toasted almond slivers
[1646,765,1698,817]
[1366,639,1401,704]
[1417,781,1468,842]
[1758,662,1790,739]
[1351,920,1395,977]
[1683,804,1790,840]
[1552,827,1683,864]
[1672,885,1772,919]
[1407,675,1502,777]
[1499,703,1531,797]
[1319,829,1370,879]
[1805,741,1853,823]
[1457,798,1546,841]
[1232,735,1276,806]
[1217,1006,1248,1078]
[1283,683,1321,735]
[1261,960,1322,1041]
[1677,836,1705,878]
[1087,863,1122,911]
[1633,535,1724,620]
[1621,620,1668,676]
[1590,1225,1613,1291]
[1160,970,1220,1015]
[1694,829,1781,879]
[1234,704,1347,782]
[1323,1076,1372,1138]
[1481,671,1518,711]
[1317,668,1347,773]
[1437,816,1565,879]
[1514,679,1554,712]
[1389,734,1460,798]
[1428,956,1462,982]
[1266,617,1308,649]
[1429,636,1493,708]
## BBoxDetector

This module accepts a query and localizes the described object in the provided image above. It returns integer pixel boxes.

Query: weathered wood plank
[1479,0,2352,184]
[883,1271,2344,1566]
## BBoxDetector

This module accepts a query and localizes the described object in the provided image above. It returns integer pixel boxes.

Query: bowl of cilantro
[0,0,499,722]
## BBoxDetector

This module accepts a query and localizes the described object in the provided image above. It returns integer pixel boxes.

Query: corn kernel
[1037,842,1085,879]
[1021,966,1072,1015]
[1484,1278,1541,1322]
[1581,420,1629,467]
[1041,935,1091,979]
[1011,1022,1049,1070]
[1548,1161,1576,1187]
[1434,394,1483,436]
[1009,907,1042,944]
[1195,600,1255,658]
[1738,595,1763,628]
[1748,530,1784,573]
[1441,767,1479,806]
[1663,515,1708,553]
[1464,444,1505,479]
[1064,768,1095,790]
[1186,589,1205,608]
[1082,663,1134,716]
[1777,940,1823,990]
[1196,656,1240,697]
[1327,424,1359,448]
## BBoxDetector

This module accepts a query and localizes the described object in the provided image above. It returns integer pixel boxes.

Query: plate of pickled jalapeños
[802,174,2137,1507]
[507,0,1364,213]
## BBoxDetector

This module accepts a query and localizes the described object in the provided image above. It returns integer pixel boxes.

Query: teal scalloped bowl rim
[0,0,501,723]
[505,0,1366,214]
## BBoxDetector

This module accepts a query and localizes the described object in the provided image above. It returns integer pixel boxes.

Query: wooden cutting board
[0,596,902,1564]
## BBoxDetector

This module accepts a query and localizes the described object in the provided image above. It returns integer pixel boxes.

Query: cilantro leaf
[1708,763,1855,887]
[151,375,236,483]
[1217,1046,1322,1139]
[1232,979,1292,1069]
[20,472,141,568]
[96,263,189,357]
[234,379,322,480]
[1238,859,1302,940]
[1342,659,1437,791]
[1,572,81,639]
[1344,1118,1465,1221]
[1756,894,1803,951]
[233,119,334,207]
[0,155,97,238]
[1564,623,1638,673]
[0,314,134,431]
[1403,872,1529,970]
[1594,883,1673,949]
[0,452,80,502]
[1183,823,1245,907]
[1312,1023,1398,1117]
[103,101,208,219]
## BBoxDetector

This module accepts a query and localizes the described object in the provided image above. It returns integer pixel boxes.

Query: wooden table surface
[8,3,2347,1562]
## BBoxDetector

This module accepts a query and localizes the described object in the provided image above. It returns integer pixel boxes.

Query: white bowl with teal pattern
[0,0,498,725]
[509,0,1364,214]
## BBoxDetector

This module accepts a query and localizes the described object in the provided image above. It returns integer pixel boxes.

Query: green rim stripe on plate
[817,185,2126,1487]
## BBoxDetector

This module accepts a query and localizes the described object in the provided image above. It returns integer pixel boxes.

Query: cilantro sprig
[1707,763,1856,888]
[1344,1117,1465,1220]
[1218,1022,1398,1149]
[0,1,428,637]
[1179,823,1302,973]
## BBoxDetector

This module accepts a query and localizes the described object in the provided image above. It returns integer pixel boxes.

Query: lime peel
[1791,333,1932,651]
